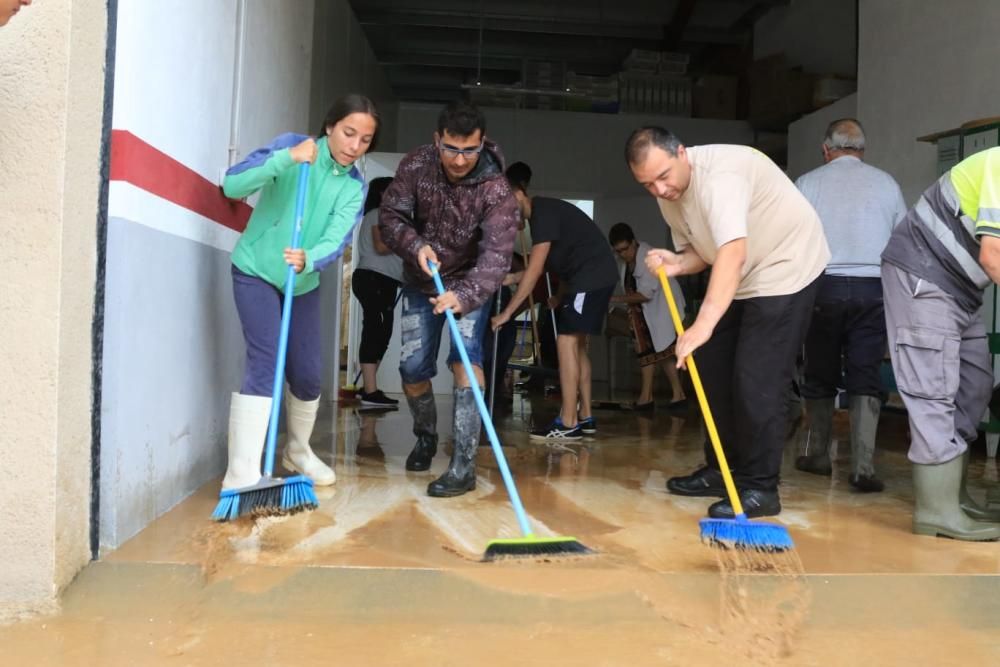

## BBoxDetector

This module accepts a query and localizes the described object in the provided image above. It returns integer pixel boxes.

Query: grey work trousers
[882,263,992,464]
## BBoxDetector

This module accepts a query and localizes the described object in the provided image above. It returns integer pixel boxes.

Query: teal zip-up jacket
[223,133,366,296]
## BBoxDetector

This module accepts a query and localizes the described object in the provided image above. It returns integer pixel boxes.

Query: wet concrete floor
[4,390,1000,664]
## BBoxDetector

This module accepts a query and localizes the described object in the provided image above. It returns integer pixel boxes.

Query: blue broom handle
[429,262,534,537]
[263,162,311,477]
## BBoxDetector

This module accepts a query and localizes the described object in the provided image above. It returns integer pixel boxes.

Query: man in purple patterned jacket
[379,102,520,498]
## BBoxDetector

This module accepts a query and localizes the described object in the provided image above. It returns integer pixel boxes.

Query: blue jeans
[398,285,491,385]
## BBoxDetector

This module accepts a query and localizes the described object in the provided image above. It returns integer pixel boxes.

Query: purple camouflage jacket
[378,140,520,312]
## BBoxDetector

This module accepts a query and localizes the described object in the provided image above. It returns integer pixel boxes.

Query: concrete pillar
[0,0,108,620]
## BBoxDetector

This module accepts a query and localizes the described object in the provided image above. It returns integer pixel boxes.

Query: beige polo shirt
[657,144,830,299]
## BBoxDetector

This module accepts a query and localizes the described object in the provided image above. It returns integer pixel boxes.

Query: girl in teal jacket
[221,94,379,492]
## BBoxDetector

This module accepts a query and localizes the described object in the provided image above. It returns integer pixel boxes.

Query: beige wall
[0,0,106,620]
[858,0,1000,205]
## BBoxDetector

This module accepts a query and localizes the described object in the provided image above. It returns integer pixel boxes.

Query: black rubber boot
[428,387,479,497]
[404,391,438,472]
[848,395,884,492]
[795,398,834,476]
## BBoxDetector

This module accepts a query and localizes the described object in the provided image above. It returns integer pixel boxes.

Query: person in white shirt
[794,119,906,492]
[607,222,688,412]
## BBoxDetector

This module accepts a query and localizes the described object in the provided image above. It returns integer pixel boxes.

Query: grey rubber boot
[796,398,834,476]
[960,450,1000,522]
[428,387,479,497]
[848,395,883,492]
[405,390,438,471]
[912,455,1000,541]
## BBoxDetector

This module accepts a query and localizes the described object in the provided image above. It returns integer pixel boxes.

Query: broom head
[483,535,594,562]
[699,515,794,552]
[212,475,318,522]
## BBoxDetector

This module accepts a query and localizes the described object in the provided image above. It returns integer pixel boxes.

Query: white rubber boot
[281,390,336,486]
[222,392,272,491]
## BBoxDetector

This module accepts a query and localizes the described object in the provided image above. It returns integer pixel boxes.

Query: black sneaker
[707,488,781,519]
[359,390,399,409]
[530,417,583,441]
[578,417,597,434]
[666,466,726,497]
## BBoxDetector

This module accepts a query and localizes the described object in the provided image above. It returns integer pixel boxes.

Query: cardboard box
[693,74,739,119]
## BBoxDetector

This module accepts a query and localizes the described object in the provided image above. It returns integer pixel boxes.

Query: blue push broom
[657,268,793,551]
[213,162,319,521]
[429,263,593,561]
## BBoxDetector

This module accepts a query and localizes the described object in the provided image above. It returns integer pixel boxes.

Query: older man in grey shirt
[794,118,906,492]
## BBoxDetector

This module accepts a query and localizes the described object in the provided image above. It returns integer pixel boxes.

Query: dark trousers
[232,265,322,400]
[696,277,819,491]
[801,275,887,399]
[351,268,400,364]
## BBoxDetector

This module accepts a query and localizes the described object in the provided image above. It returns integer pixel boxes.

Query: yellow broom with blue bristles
[657,268,793,551]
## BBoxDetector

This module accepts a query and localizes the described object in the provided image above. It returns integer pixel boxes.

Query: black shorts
[557,285,614,336]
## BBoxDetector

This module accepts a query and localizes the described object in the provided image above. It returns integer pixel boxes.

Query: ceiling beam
[662,0,697,51]
[355,8,667,40]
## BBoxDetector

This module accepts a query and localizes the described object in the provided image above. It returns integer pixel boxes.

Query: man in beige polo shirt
[625,126,829,518]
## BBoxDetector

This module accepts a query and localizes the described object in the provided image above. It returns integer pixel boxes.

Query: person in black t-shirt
[492,165,619,440]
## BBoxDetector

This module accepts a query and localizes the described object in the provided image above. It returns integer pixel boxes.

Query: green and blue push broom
[213,162,319,521]
[429,262,593,561]
[657,268,793,552]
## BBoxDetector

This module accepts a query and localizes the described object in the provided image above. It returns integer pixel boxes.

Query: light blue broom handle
[429,262,533,537]
[263,162,310,477]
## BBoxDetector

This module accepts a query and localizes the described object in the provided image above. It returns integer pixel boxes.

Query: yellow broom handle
[657,268,744,516]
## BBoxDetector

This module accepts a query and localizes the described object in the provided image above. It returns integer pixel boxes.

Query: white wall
[754,0,856,76]
[101,0,316,550]
[786,93,858,180]
[858,0,1000,205]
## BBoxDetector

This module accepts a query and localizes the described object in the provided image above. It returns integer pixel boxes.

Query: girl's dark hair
[364,177,393,215]
[318,93,380,152]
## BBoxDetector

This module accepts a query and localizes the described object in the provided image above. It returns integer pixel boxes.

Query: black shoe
[529,417,583,441]
[795,454,832,476]
[632,401,655,412]
[708,488,781,519]
[849,474,884,493]
[427,469,476,497]
[578,416,597,435]
[359,390,399,409]
[405,435,437,471]
[664,399,688,413]
[666,466,726,497]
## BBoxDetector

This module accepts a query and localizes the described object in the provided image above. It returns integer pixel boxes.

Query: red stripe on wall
[109,129,252,233]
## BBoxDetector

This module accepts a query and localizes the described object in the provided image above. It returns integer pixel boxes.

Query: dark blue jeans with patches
[397,285,491,385]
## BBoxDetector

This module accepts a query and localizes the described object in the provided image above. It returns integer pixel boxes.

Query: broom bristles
[482,536,594,562]
[212,476,318,522]
[699,517,794,552]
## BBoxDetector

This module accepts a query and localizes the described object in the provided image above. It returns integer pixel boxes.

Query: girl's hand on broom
[431,290,464,315]
[284,248,306,273]
[289,138,318,164]
[674,318,713,369]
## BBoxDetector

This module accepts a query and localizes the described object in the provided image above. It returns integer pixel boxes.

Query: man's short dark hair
[505,161,532,193]
[624,126,683,165]
[437,101,486,138]
[608,222,635,247]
